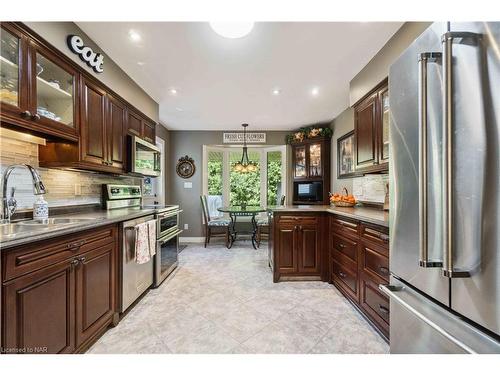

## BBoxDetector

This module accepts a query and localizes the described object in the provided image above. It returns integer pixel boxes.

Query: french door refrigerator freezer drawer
[380,278,500,354]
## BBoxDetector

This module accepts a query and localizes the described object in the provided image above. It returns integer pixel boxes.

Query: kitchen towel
[135,222,151,264]
[147,219,157,257]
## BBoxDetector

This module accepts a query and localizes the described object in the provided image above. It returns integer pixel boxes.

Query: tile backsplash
[352,174,388,204]
[0,135,141,210]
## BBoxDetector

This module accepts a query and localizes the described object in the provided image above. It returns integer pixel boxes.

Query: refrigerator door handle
[418,52,443,268]
[379,284,477,353]
[441,31,480,278]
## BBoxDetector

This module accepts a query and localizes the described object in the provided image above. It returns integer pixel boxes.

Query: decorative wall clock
[176,155,195,179]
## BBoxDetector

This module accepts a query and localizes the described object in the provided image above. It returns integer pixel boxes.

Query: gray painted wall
[168,131,290,237]
[330,107,356,194]
[349,22,431,106]
[24,22,159,121]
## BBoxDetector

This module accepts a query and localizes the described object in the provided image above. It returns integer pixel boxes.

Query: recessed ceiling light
[169,88,178,95]
[311,87,320,97]
[128,30,141,42]
[137,61,145,66]
[209,22,254,39]
[272,88,281,96]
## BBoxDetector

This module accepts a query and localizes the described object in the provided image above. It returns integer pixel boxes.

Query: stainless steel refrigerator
[381,22,500,353]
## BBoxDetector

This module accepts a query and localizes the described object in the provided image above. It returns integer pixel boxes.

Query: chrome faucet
[1,164,47,222]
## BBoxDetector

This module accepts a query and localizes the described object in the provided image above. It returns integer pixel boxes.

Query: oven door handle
[158,229,183,244]
[157,210,182,219]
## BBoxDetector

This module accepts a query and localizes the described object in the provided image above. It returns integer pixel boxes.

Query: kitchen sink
[18,218,97,226]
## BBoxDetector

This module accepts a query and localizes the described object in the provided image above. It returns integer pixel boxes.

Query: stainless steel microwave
[128,135,161,177]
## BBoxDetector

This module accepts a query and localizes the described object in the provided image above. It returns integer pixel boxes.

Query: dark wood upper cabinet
[126,110,142,136]
[291,137,331,205]
[353,79,389,173]
[142,120,156,144]
[0,23,28,120]
[2,22,157,175]
[80,76,107,166]
[106,95,126,170]
[0,23,79,141]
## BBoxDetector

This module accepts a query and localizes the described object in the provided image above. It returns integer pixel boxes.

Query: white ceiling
[77,22,402,130]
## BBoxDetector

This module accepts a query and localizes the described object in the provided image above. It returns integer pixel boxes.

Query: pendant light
[233,123,257,173]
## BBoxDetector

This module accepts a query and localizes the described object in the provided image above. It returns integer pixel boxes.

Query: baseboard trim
[179,237,204,243]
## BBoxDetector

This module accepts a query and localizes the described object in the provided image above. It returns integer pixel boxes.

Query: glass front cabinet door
[28,42,79,139]
[294,145,307,178]
[0,24,26,116]
[380,87,390,163]
[308,143,322,177]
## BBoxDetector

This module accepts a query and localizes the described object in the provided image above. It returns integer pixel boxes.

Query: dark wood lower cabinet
[2,260,76,354]
[273,213,325,282]
[75,242,116,348]
[1,225,118,354]
[329,215,390,341]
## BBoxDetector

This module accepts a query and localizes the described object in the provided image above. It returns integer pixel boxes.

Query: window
[203,145,287,209]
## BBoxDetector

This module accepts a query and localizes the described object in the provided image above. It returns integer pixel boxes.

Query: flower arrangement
[286,126,333,144]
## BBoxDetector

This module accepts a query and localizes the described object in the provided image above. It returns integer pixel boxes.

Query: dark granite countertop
[268,205,389,227]
[0,208,157,250]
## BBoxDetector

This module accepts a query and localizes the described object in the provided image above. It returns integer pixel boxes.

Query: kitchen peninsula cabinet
[353,79,389,173]
[271,213,325,282]
[1,225,118,354]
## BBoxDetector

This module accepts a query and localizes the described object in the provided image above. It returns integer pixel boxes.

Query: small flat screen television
[294,181,323,202]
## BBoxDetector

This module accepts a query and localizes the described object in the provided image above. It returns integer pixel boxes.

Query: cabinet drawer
[3,225,116,282]
[332,260,358,300]
[361,224,389,249]
[360,277,390,337]
[331,216,359,238]
[331,234,358,265]
[278,215,318,225]
[361,245,389,282]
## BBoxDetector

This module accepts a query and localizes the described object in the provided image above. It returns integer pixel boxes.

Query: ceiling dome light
[272,88,281,96]
[209,22,254,39]
[169,88,178,95]
[128,30,141,42]
[311,87,320,96]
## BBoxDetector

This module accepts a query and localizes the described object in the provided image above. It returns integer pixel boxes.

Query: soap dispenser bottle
[33,195,49,220]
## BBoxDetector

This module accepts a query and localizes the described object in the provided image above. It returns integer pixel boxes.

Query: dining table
[217,206,267,249]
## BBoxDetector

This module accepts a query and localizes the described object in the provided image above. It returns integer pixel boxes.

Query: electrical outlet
[184,223,189,230]
[74,183,81,196]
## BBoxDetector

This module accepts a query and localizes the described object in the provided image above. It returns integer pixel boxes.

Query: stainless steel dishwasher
[121,214,155,312]
[102,183,156,313]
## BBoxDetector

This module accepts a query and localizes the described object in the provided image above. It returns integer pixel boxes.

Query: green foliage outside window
[207,153,282,207]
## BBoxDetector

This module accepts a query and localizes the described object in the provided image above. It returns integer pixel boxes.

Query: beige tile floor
[88,241,389,354]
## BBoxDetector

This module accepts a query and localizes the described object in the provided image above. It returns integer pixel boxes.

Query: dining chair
[256,195,285,247]
[200,195,230,248]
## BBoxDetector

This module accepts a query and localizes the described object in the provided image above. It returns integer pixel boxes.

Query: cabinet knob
[20,110,32,118]
[77,256,86,264]
[379,266,389,275]
[70,258,79,269]
[379,234,389,242]
[31,113,41,121]
[339,271,347,278]
[66,240,86,251]
[338,243,346,249]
